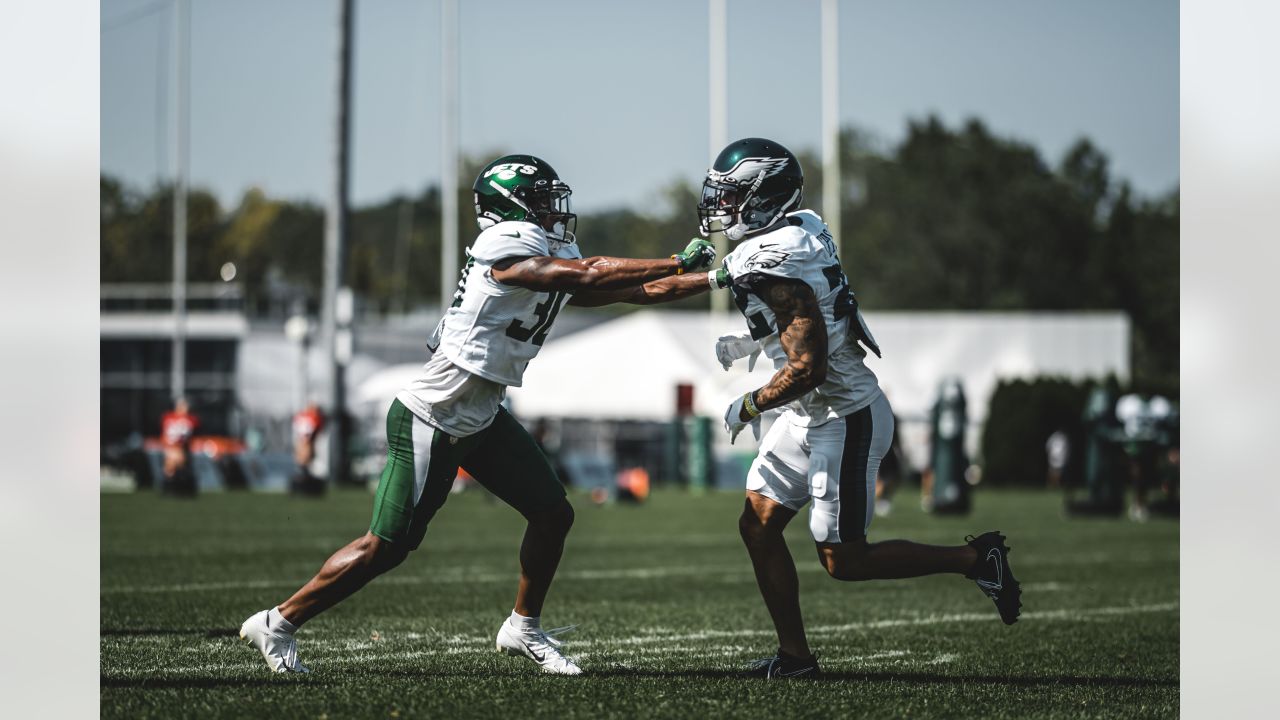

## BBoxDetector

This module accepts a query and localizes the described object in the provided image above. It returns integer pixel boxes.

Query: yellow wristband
[742,391,762,418]
[670,254,685,274]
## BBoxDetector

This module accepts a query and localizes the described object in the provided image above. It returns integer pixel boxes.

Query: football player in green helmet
[240,154,728,677]
[706,138,1022,680]
[473,154,577,238]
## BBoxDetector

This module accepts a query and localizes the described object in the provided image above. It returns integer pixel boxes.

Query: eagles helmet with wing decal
[698,138,804,241]
[473,154,576,240]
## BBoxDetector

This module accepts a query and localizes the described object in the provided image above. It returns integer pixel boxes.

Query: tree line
[101,115,1177,389]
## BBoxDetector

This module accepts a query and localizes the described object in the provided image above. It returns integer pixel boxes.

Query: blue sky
[101,0,1179,212]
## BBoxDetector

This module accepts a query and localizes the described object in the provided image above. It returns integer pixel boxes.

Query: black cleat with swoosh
[965,531,1022,625]
[742,649,821,680]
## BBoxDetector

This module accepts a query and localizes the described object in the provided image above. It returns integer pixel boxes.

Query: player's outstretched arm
[566,269,729,307]
[492,255,679,292]
[748,277,828,411]
[491,239,716,293]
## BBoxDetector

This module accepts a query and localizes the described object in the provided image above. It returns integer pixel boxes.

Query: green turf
[101,488,1178,718]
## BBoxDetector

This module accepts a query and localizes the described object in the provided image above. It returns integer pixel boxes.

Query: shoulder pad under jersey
[470,221,550,263]
[785,209,828,235]
[726,220,819,287]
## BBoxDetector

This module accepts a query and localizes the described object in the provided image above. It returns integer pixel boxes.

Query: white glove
[716,333,762,371]
[724,392,763,445]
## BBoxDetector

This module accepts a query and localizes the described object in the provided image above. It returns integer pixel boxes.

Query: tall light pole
[170,0,190,402]
[440,0,459,310]
[322,0,354,483]
[708,0,729,314]
[821,0,842,256]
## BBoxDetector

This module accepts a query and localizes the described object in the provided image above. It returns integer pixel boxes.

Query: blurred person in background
[290,402,326,496]
[160,397,198,497]
[707,138,1021,680]
[1045,429,1070,489]
[240,155,725,676]
[1116,393,1177,522]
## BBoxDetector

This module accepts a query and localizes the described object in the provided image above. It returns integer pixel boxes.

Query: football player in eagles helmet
[705,138,1022,680]
[240,154,727,677]
[698,138,804,242]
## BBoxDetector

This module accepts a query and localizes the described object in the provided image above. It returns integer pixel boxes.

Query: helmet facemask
[520,180,577,245]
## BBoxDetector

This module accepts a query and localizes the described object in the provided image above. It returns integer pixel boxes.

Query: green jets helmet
[698,138,804,241]
[473,154,575,239]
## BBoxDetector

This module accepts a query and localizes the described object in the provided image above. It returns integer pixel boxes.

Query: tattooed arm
[744,277,828,417]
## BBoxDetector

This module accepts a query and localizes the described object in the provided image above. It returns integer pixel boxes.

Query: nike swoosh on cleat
[776,668,815,678]
[517,637,545,662]
[976,548,1003,591]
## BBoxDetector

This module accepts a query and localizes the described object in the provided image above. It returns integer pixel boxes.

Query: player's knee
[555,501,575,534]
[530,500,574,537]
[738,510,773,547]
[819,544,871,581]
[361,534,409,573]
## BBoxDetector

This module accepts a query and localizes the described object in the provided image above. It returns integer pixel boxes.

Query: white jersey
[397,221,579,436]
[723,209,883,427]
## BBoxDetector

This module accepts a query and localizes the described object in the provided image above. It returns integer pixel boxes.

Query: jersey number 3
[505,291,566,346]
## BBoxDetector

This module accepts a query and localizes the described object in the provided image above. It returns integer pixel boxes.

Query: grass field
[101,488,1179,718]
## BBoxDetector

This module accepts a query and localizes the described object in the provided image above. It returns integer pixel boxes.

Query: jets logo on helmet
[699,138,804,242]
[707,157,790,184]
[483,163,538,181]
[473,154,576,242]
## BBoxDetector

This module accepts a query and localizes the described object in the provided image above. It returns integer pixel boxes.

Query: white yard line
[103,565,747,594]
[105,601,1177,655]
[105,551,1172,595]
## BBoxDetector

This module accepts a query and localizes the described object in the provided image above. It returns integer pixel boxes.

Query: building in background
[100,283,246,444]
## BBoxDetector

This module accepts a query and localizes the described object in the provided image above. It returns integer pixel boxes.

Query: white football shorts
[746,392,894,543]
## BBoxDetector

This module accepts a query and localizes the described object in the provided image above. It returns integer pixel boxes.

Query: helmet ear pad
[740,184,803,237]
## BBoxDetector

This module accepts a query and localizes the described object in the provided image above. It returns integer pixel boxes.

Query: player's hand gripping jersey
[396,221,580,436]
[723,210,883,426]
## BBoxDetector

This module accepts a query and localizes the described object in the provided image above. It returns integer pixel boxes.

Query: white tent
[508,309,1130,424]
[353,309,1129,462]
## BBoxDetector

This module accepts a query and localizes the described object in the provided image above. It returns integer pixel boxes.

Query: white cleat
[239,609,310,674]
[495,620,582,675]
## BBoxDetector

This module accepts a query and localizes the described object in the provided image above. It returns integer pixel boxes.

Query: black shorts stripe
[837,404,875,541]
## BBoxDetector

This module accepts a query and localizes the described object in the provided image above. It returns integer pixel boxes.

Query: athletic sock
[268,607,298,635]
[509,609,540,632]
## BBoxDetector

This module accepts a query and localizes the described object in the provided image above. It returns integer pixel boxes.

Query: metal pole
[821,0,842,256]
[170,0,190,402]
[322,0,354,484]
[709,0,728,314]
[393,198,412,315]
[440,0,459,311]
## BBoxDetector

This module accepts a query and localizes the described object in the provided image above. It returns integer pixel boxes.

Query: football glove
[672,238,717,273]
[715,332,762,371]
[724,391,763,445]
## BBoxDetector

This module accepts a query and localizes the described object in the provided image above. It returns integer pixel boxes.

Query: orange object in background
[189,436,246,459]
[161,406,198,449]
[616,467,651,503]
[292,404,325,467]
[160,399,199,480]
